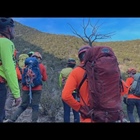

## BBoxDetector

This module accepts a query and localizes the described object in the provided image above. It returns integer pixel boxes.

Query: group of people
[0,17,139,123]
[60,46,140,123]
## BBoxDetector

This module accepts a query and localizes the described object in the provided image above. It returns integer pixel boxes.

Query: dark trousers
[11,90,42,122]
[127,98,140,122]
[0,83,7,122]
[62,93,80,123]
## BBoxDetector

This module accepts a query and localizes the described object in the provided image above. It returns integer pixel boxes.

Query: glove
[79,105,91,119]
[13,97,22,107]
[123,97,128,105]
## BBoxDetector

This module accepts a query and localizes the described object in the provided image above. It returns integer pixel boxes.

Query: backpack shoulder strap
[76,66,86,91]
[76,66,87,105]
[77,72,87,95]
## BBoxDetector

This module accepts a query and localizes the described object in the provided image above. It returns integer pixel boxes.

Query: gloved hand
[79,105,91,119]
[13,97,22,107]
[123,97,128,105]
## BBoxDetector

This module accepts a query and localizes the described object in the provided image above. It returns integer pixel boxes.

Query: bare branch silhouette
[68,18,115,47]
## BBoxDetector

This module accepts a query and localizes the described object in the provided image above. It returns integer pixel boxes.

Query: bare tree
[68,18,115,47]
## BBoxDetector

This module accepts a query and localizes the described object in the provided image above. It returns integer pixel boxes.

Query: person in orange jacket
[62,45,129,123]
[59,58,80,123]
[14,50,22,81]
[9,51,48,122]
[16,65,22,81]
[62,45,92,122]
[121,79,129,97]
[123,68,140,122]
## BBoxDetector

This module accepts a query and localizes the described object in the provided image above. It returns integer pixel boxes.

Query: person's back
[59,58,80,122]
[124,68,140,122]
[62,46,91,122]
[9,51,48,122]
[0,17,21,122]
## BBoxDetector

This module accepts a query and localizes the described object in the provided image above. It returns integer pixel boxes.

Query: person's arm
[0,39,20,98]
[39,63,47,81]
[121,80,129,96]
[123,77,134,104]
[62,68,81,112]
[16,64,22,81]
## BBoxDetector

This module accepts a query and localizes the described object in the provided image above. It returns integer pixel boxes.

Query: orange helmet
[32,52,42,60]
[127,68,136,74]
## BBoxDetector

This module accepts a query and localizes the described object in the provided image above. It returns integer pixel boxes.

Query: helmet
[78,45,91,62]
[78,45,91,57]
[28,51,34,57]
[127,68,136,74]
[0,17,15,28]
[67,58,76,64]
[32,52,42,60]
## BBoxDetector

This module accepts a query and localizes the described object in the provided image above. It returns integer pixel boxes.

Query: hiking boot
[3,119,14,123]
[3,118,9,123]
[122,118,129,123]
[115,118,129,123]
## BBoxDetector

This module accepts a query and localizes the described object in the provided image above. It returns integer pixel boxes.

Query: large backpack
[77,46,124,122]
[130,73,140,97]
[22,57,42,103]
[18,54,29,69]
[60,67,73,87]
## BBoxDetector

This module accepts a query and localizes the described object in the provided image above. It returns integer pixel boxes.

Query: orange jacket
[16,65,22,81]
[62,66,128,122]
[125,77,140,99]
[62,66,92,122]
[121,80,129,96]
[22,63,48,91]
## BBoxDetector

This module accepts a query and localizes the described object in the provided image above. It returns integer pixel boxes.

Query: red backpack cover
[79,46,124,122]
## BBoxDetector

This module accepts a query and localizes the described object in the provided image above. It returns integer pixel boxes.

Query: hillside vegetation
[11,21,140,121]
[14,21,140,73]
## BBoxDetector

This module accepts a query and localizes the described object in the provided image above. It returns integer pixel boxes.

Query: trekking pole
[29,84,32,104]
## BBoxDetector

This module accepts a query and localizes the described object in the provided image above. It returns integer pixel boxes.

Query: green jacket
[0,38,20,98]
[18,53,28,69]
[59,67,73,88]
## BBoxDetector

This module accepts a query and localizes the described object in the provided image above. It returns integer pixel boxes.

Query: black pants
[0,83,7,122]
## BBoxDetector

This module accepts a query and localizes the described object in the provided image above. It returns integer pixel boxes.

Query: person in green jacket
[0,17,21,122]
[59,58,80,122]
